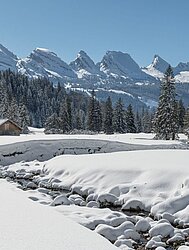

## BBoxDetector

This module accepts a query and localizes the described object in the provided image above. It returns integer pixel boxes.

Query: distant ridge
[1,43,189,108]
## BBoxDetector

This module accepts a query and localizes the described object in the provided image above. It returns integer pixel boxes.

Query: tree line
[0,69,189,137]
[45,89,155,134]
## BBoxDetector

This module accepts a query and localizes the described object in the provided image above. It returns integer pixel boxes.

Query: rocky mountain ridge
[1,43,189,109]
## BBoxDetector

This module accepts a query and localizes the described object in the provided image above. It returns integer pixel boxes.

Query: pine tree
[104,96,114,134]
[184,106,189,130]
[135,111,142,133]
[142,108,153,133]
[75,112,82,130]
[59,100,70,133]
[0,81,9,118]
[125,104,136,133]
[153,65,178,140]
[94,101,102,132]
[66,96,72,130]
[6,98,19,123]
[44,113,61,134]
[17,103,30,133]
[113,98,126,133]
[177,99,185,132]
[87,90,96,131]
[87,90,102,132]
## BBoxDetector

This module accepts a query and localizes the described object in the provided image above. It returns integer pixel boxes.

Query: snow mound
[122,199,145,211]
[135,218,150,232]
[50,194,73,206]
[149,222,174,238]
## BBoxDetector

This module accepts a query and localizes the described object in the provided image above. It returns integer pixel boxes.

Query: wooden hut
[0,119,22,136]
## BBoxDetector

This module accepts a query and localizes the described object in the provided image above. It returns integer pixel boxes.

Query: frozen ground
[0,131,189,249]
[0,130,188,166]
[1,138,188,166]
[0,127,187,146]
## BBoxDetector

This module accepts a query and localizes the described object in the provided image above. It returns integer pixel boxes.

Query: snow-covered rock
[135,218,150,232]
[166,233,185,244]
[86,201,99,208]
[155,247,166,250]
[50,194,73,206]
[146,236,166,249]
[114,238,134,248]
[122,199,145,211]
[95,224,119,242]
[124,229,140,241]
[178,247,189,250]
[95,221,135,242]
[149,222,174,238]
[97,193,118,206]
[162,212,175,224]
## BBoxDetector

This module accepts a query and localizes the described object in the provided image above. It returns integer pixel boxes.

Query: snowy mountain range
[1,43,189,109]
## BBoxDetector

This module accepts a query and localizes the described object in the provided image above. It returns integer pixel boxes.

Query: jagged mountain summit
[70,50,103,77]
[142,55,170,79]
[69,50,105,85]
[0,44,157,85]
[174,62,189,75]
[17,48,77,83]
[0,44,18,72]
[0,43,189,108]
[143,54,189,83]
[100,51,152,81]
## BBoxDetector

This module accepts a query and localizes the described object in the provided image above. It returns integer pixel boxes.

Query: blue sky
[0,0,189,66]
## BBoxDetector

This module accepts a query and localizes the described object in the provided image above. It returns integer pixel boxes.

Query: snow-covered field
[0,180,116,250]
[0,127,187,146]
[0,131,189,249]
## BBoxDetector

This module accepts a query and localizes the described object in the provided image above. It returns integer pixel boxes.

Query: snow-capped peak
[17,47,77,81]
[70,50,101,76]
[0,44,18,71]
[33,47,58,57]
[77,50,88,58]
[100,51,150,80]
[174,62,189,75]
[0,44,18,60]
[147,55,169,73]
[142,55,169,79]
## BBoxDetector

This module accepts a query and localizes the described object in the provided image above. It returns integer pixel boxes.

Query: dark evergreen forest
[0,69,187,135]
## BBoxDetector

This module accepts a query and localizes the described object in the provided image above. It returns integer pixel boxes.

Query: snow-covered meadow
[0,131,189,249]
